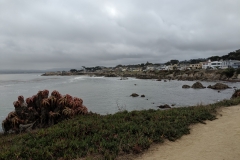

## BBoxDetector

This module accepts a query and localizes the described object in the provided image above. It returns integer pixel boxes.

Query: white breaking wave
[69,76,85,83]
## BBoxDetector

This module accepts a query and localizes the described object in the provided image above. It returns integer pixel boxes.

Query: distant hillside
[208,49,240,61]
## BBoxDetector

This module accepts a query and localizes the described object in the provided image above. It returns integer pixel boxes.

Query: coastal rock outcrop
[158,104,171,109]
[182,85,190,88]
[191,82,206,89]
[207,83,231,90]
[130,93,139,97]
[2,90,88,134]
[231,89,240,99]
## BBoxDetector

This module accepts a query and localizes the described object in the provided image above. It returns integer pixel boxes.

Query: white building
[202,60,222,69]
[146,66,155,71]
[210,61,222,69]
[221,60,240,69]
[202,60,211,69]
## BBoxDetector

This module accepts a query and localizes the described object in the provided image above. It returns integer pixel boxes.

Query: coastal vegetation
[2,90,88,134]
[1,90,240,159]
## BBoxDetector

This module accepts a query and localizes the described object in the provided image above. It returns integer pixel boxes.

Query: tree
[223,68,235,79]
[70,69,77,72]
[170,60,179,65]
[165,59,179,65]
[145,61,152,66]
[208,56,220,61]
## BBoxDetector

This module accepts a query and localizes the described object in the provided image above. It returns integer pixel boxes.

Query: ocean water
[0,73,239,130]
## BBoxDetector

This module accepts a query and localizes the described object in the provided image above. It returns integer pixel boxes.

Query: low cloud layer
[0,0,239,70]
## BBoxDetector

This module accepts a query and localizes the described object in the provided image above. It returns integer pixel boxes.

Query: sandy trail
[135,105,240,160]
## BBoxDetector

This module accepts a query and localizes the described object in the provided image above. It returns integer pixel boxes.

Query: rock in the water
[208,83,230,90]
[164,80,167,82]
[120,77,128,80]
[231,89,240,99]
[130,93,139,97]
[141,95,145,97]
[158,104,171,109]
[191,82,206,89]
[207,85,212,88]
[157,79,162,81]
[182,85,190,88]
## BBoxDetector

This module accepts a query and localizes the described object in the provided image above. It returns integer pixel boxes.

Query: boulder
[191,82,206,89]
[158,104,171,109]
[231,89,240,99]
[208,83,230,90]
[182,85,190,89]
[140,95,145,97]
[164,80,167,82]
[130,93,139,97]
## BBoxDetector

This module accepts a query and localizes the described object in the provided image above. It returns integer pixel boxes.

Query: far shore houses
[65,59,240,75]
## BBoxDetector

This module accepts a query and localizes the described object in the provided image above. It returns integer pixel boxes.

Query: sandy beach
[135,105,240,160]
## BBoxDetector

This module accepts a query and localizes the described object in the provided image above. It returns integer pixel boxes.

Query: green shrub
[223,68,235,78]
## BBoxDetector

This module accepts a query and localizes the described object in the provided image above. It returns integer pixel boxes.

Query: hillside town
[81,59,240,73]
[43,49,240,78]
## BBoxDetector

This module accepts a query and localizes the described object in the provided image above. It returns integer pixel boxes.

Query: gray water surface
[0,73,239,130]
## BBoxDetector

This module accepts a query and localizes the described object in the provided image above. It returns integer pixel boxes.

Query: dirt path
[135,105,240,160]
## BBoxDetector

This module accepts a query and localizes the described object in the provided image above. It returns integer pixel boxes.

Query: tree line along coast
[42,49,240,81]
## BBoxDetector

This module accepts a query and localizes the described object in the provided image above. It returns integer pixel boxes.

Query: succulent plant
[2,90,88,134]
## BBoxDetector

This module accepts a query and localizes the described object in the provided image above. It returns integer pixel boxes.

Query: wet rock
[164,80,167,82]
[207,85,212,88]
[182,85,190,88]
[157,79,162,81]
[120,77,128,80]
[231,89,240,99]
[141,95,145,97]
[158,104,171,109]
[191,82,206,89]
[130,93,139,97]
[208,83,231,90]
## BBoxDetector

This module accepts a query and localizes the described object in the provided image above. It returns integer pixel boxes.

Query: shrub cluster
[2,90,88,134]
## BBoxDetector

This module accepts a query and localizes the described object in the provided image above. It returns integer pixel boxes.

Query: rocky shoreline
[42,69,240,82]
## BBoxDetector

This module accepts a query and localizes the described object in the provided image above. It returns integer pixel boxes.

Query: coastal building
[210,61,222,69]
[130,67,142,72]
[189,63,202,70]
[156,65,167,70]
[168,64,178,70]
[146,66,155,71]
[202,60,211,69]
[179,63,190,70]
[221,60,240,69]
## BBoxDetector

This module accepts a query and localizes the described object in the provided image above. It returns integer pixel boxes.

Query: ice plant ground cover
[0,92,240,159]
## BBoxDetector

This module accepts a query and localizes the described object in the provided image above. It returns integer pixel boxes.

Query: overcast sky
[0,0,239,70]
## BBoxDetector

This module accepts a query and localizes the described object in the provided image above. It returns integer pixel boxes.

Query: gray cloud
[0,0,239,70]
